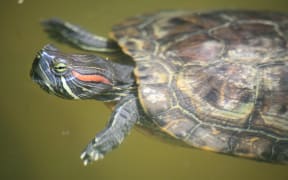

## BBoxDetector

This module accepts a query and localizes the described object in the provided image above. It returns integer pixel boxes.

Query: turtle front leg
[81,95,140,165]
[42,18,120,52]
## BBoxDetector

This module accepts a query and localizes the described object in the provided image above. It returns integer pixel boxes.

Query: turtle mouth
[30,67,42,84]
[30,68,54,95]
[30,54,56,95]
[30,55,45,84]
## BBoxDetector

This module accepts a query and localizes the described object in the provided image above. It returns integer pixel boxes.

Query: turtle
[30,10,288,165]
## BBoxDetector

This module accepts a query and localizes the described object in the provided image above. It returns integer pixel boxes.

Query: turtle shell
[111,10,288,163]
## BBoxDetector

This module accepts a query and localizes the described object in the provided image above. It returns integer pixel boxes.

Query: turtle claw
[80,148,104,165]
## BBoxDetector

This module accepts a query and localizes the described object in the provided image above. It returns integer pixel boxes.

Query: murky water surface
[1,0,288,179]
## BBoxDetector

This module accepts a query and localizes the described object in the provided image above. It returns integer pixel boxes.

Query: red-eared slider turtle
[30,10,288,165]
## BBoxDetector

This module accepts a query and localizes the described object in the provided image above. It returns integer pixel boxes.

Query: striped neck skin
[30,44,136,101]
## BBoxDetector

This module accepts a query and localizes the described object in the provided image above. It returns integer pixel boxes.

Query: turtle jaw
[30,50,59,97]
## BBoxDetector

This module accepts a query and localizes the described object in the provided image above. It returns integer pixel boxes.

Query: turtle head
[31,44,135,101]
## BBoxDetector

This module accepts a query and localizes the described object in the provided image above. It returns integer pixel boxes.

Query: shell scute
[139,84,172,116]
[135,60,171,85]
[230,133,274,160]
[211,21,287,63]
[167,33,225,63]
[184,125,233,153]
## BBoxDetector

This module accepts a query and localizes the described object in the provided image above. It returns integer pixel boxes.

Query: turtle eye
[53,61,68,74]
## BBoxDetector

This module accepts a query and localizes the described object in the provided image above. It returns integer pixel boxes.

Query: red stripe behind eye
[72,70,112,85]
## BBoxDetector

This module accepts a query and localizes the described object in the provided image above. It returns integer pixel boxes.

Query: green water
[1,0,288,179]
